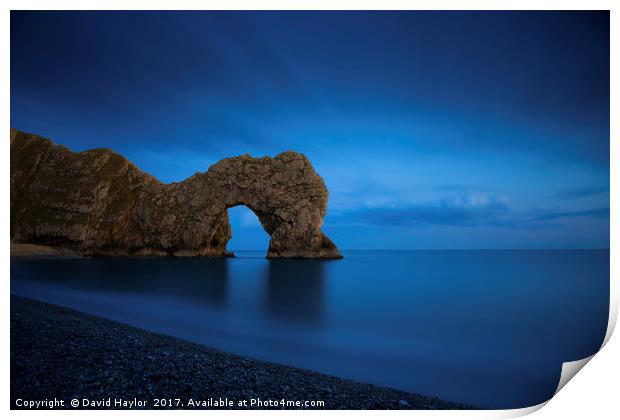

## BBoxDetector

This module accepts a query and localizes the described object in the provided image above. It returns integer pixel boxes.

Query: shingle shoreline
[10,295,470,410]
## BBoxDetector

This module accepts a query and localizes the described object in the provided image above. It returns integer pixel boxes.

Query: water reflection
[152,259,230,306]
[11,258,230,306]
[264,260,326,327]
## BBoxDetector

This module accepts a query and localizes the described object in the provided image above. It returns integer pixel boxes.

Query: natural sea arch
[183,151,342,259]
[147,150,343,259]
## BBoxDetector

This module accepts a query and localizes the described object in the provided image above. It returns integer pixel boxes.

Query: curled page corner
[495,354,598,418]
[545,292,619,402]
[554,354,595,396]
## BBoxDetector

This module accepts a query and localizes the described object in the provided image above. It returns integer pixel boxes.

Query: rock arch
[10,129,342,259]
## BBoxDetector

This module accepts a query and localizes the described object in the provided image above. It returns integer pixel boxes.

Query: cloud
[553,186,609,200]
[327,188,609,230]
[329,190,508,227]
[522,207,609,222]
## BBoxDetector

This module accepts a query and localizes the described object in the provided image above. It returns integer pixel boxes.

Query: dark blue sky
[11,11,610,250]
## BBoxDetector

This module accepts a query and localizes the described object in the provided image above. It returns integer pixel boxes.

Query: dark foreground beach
[11,295,468,410]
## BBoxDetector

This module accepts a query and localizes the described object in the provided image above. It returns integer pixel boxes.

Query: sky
[10,11,610,250]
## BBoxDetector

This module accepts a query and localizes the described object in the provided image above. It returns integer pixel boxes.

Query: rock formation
[10,129,342,259]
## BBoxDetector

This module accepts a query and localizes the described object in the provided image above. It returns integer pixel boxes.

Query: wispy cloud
[327,187,609,230]
[519,207,609,223]
[553,186,609,200]
[329,190,507,227]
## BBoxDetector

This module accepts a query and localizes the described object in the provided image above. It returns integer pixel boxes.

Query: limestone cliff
[10,129,342,259]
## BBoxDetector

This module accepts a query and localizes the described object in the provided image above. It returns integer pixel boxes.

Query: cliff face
[10,129,342,259]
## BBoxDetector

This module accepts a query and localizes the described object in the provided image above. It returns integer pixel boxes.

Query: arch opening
[226,205,270,255]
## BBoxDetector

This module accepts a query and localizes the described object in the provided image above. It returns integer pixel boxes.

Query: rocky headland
[10,129,341,259]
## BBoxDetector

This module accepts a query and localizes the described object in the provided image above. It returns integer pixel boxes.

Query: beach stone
[10,128,341,258]
[11,295,471,409]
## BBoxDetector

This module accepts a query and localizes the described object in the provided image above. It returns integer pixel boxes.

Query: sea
[10,249,609,409]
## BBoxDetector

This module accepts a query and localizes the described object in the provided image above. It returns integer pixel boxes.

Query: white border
[3,2,617,420]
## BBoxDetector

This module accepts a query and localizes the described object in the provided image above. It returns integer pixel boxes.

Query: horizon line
[229,248,610,252]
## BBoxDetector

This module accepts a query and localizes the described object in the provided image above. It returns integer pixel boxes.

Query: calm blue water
[11,250,608,409]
